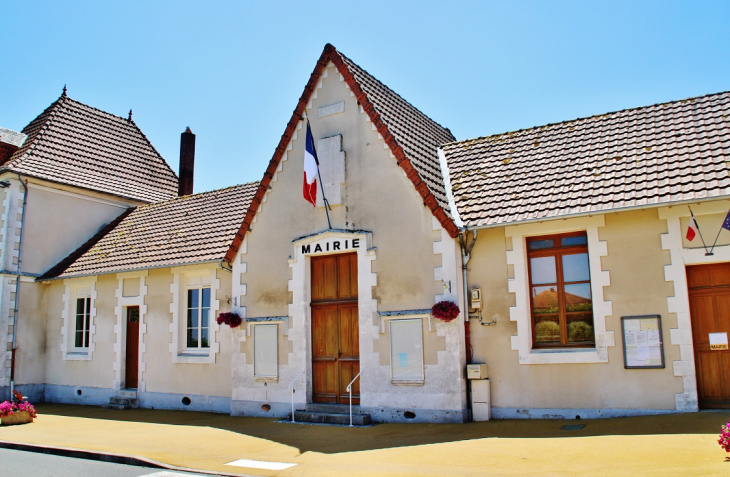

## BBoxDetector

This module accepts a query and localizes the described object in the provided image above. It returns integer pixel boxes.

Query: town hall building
[1,44,728,423]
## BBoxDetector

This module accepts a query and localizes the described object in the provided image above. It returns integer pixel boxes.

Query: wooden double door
[687,263,730,409]
[311,253,360,404]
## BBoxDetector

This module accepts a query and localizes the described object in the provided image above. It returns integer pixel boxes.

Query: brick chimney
[178,127,195,196]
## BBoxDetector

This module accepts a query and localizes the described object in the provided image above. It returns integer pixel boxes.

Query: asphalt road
[0,448,213,477]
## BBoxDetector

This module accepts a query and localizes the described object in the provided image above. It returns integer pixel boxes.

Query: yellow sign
[709,332,728,351]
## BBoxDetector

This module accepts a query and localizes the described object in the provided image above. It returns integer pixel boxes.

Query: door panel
[312,306,338,402]
[311,253,359,404]
[125,307,140,389]
[687,263,730,409]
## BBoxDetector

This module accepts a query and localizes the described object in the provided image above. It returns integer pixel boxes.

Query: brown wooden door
[125,306,140,389]
[311,253,359,404]
[687,264,730,409]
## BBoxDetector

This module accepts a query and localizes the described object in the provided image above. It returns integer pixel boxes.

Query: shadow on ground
[35,404,730,455]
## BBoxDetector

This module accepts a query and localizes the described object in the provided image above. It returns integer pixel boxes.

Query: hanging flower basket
[0,390,37,426]
[431,301,460,322]
[216,311,243,329]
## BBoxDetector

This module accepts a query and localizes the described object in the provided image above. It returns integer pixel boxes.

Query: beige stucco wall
[141,266,232,397]
[232,61,465,420]
[44,275,117,388]
[468,208,683,412]
[15,280,48,386]
[22,181,135,276]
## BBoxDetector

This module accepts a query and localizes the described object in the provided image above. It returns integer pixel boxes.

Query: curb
[0,440,256,477]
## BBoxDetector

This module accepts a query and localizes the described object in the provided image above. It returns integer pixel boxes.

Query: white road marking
[225,458,298,470]
[141,472,206,477]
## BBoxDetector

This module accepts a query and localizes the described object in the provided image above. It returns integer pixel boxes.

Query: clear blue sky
[2,1,729,194]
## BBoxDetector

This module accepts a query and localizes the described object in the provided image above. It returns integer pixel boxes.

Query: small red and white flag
[303,122,319,207]
[686,215,700,242]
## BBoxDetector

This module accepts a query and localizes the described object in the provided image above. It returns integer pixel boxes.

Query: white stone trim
[287,230,377,405]
[61,277,98,361]
[168,265,221,364]
[0,276,13,386]
[113,271,148,391]
[505,215,614,364]
[657,202,730,411]
[437,149,463,228]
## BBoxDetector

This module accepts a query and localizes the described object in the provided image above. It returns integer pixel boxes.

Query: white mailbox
[467,363,488,380]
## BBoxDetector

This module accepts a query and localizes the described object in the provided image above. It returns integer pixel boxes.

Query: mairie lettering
[301,238,360,255]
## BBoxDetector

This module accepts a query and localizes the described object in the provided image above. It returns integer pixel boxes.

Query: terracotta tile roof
[225,44,458,263]
[334,51,457,222]
[2,92,178,203]
[442,91,730,228]
[42,182,259,279]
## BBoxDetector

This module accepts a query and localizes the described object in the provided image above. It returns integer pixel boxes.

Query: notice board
[621,315,665,369]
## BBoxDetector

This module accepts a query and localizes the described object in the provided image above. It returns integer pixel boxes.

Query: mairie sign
[301,238,361,255]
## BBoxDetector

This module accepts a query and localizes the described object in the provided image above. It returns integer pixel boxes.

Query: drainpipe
[9,173,28,398]
[458,229,477,364]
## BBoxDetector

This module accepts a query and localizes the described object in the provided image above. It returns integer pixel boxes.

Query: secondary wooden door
[311,253,359,404]
[125,306,140,389]
[687,263,730,409]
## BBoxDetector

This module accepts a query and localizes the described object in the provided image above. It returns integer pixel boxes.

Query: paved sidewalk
[1,404,729,476]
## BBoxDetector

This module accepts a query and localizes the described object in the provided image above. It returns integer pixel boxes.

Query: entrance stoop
[102,389,138,410]
[293,403,372,426]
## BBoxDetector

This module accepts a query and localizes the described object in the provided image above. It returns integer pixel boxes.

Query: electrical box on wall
[470,287,482,310]
[467,363,488,379]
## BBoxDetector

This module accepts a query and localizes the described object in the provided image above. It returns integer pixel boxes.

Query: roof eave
[38,259,222,282]
[462,194,730,231]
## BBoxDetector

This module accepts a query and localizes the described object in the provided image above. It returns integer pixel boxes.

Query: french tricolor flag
[686,215,700,242]
[303,122,319,207]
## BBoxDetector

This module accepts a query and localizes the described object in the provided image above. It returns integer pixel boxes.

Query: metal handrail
[288,369,305,423]
[346,371,361,427]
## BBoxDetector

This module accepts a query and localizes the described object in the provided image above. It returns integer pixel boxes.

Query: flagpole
[707,208,730,255]
[307,120,332,230]
[689,208,711,255]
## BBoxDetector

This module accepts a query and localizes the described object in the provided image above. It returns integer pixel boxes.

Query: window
[527,232,594,347]
[389,318,424,381]
[74,295,91,348]
[186,287,210,349]
[253,324,278,377]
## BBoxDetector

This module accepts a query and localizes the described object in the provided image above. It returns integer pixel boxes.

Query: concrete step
[109,397,137,406]
[101,403,132,410]
[293,410,372,426]
[117,389,137,399]
[304,403,362,414]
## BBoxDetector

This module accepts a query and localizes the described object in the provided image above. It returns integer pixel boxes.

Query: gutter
[10,173,28,398]
[463,194,730,232]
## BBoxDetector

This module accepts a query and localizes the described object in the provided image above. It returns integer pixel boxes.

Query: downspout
[458,229,477,364]
[10,173,28,397]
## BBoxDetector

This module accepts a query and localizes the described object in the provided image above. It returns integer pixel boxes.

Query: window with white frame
[62,280,96,361]
[186,287,211,349]
[389,318,424,381]
[74,291,92,349]
[253,324,278,377]
[170,269,220,363]
[505,215,613,365]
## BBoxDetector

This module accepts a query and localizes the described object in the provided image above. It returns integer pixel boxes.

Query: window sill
[64,350,91,361]
[522,347,607,365]
[173,351,213,364]
[391,379,425,386]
